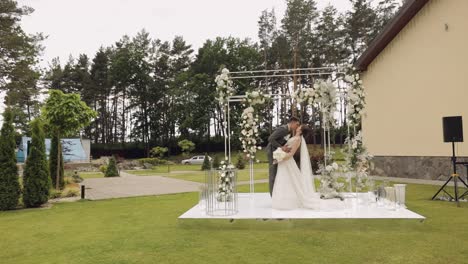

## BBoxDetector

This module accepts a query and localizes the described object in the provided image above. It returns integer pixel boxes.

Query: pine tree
[315,4,345,67]
[90,48,112,144]
[128,30,153,156]
[49,135,64,189]
[344,0,380,62]
[0,1,43,80]
[45,58,64,90]
[105,156,119,177]
[281,0,319,115]
[201,154,211,171]
[23,119,50,207]
[376,0,400,29]
[59,56,78,93]
[1,1,44,135]
[170,36,195,139]
[258,8,277,69]
[0,108,21,210]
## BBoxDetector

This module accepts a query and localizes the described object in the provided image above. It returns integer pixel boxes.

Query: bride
[272,125,317,210]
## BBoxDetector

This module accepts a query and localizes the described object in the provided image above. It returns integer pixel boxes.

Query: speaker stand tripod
[431,142,468,207]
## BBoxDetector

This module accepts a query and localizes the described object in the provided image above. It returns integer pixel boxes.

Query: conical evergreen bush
[201,154,211,171]
[0,109,21,210]
[105,156,119,177]
[23,119,51,207]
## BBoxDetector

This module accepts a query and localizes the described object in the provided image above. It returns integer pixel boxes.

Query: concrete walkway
[369,175,465,187]
[81,169,465,200]
[81,171,202,200]
[240,176,462,186]
[239,176,462,187]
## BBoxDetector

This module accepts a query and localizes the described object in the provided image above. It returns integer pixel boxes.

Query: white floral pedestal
[203,169,238,216]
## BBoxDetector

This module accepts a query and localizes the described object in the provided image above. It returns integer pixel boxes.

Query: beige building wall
[362,0,468,157]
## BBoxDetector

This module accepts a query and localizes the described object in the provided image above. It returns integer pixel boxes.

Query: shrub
[178,139,195,156]
[72,171,83,183]
[62,188,79,198]
[212,155,221,169]
[150,146,169,158]
[0,108,21,210]
[64,177,73,185]
[99,165,108,173]
[236,152,246,170]
[91,142,146,159]
[23,119,51,208]
[105,156,119,177]
[137,158,168,166]
[49,189,62,199]
[201,154,211,171]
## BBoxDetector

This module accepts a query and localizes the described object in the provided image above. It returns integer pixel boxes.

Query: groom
[267,116,300,196]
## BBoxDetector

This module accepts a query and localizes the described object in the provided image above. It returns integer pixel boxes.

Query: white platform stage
[179,193,425,220]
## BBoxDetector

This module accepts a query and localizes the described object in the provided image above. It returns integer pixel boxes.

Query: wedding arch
[215,65,371,197]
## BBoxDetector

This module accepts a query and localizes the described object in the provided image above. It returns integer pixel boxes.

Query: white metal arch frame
[221,67,348,194]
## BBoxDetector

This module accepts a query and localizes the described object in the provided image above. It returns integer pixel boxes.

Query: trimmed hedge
[91,137,226,159]
[137,158,168,166]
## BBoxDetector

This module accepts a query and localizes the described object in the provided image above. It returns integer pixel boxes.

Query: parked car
[181,155,212,165]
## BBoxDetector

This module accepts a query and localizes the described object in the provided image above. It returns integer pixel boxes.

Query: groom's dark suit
[266,125,290,196]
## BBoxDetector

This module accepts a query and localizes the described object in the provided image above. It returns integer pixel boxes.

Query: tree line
[1,0,401,157]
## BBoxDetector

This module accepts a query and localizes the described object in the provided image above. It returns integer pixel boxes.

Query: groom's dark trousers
[266,125,290,196]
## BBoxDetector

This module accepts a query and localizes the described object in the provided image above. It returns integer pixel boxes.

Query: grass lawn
[1,183,467,264]
[125,169,268,183]
[124,163,269,182]
[164,169,269,183]
[170,150,270,163]
[168,146,346,164]
[124,164,210,175]
[79,172,105,179]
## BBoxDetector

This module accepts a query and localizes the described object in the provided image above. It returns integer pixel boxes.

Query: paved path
[81,169,464,200]
[238,179,268,185]
[81,171,202,200]
[237,176,461,187]
[369,175,464,187]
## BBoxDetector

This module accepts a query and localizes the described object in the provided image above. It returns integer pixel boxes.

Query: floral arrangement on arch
[217,159,236,202]
[293,80,337,128]
[314,80,338,128]
[292,86,315,105]
[239,91,268,161]
[318,161,344,200]
[344,131,373,190]
[215,68,234,108]
[245,91,268,106]
[344,65,366,126]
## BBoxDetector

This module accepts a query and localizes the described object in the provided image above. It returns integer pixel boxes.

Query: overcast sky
[17,0,351,67]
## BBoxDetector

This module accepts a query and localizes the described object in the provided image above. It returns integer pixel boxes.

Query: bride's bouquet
[273,148,287,164]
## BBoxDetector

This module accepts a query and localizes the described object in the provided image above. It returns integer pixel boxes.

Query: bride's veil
[300,136,316,192]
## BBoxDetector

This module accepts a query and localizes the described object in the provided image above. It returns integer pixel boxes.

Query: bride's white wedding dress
[272,136,318,210]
